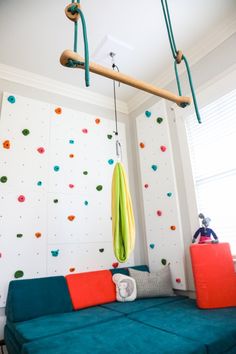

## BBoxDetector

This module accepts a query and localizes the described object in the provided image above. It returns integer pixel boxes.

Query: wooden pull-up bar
[60,49,191,107]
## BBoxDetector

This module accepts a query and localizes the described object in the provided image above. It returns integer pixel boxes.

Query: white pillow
[112,274,137,302]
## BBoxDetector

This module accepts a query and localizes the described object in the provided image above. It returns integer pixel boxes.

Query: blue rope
[68,1,90,87]
[161,0,202,123]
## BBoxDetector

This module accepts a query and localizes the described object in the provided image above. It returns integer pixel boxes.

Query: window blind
[185,89,236,253]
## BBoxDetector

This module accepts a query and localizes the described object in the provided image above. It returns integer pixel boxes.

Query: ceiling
[0,0,235,102]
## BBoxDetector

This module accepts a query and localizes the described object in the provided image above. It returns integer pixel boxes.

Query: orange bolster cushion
[66,270,116,310]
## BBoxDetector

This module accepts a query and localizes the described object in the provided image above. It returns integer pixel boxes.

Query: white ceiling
[0,0,235,102]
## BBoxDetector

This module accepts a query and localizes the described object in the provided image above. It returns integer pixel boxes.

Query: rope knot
[68,4,80,15]
[175,50,183,64]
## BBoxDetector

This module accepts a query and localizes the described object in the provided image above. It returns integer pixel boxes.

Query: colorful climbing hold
[161,259,167,266]
[83,171,88,175]
[69,154,74,158]
[139,142,145,149]
[0,176,7,183]
[7,95,16,104]
[51,249,59,257]
[167,192,172,197]
[54,165,60,172]
[151,164,158,171]
[156,210,162,216]
[53,199,58,203]
[22,129,30,136]
[145,111,152,118]
[69,267,75,272]
[37,147,45,154]
[18,195,25,203]
[14,270,24,279]
[170,225,176,231]
[149,243,155,249]
[69,184,74,189]
[160,145,167,152]
[156,117,163,124]
[144,184,149,189]
[3,140,10,149]
[96,185,103,191]
[107,134,113,140]
[112,262,119,269]
[99,248,104,253]
[55,107,62,115]
[16,234,23,238]
[35,232,42,238]
[69,139,74,144]
[108,159,114,165]
[95,118,101,124]
[68,215,75,221]
[82,128,88,134]
[84,201,88,206]
[176,278,181,283]
[37,181,42,186]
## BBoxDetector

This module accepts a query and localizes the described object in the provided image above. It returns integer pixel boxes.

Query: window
[185,89,236,253]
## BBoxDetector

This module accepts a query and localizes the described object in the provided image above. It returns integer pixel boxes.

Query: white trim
[0,63,129,115]
[127,13,236,113]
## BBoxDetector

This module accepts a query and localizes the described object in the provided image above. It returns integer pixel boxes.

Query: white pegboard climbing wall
[136,100,187,290]
[0,92,133,307]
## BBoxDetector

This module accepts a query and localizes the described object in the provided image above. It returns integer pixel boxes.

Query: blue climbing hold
[69,140,74,144]
[108,159,114,165]
[145,111,152,118]
[149,243,155,249]
[151,164,158,171]
[8,95,16,104]
[54,165,60,172]
[84,200,88,206]
[51,250,59,257]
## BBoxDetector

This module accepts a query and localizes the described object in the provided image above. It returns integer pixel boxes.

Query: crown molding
[127,13,236,113]
[0,63,129,115]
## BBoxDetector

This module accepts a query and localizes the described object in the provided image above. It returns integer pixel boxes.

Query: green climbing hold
[167,192,172,197]
[161,259,167,266]
[37,181,42,186]
[22,129,30,136]
[96,185,103,191]
[149,243,155,249]
[16,234,23,238]
[107,134,113,140]
[53,199,58,203]
[14,270,24,279]
[54,165,60,172]
[156,117,163,124]
[145,111,152,118]
[83,171,88,175]
[0,176,7,183]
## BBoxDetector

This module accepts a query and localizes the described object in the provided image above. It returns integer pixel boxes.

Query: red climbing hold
[144,184,149,189]
[176,278,181,283]
[157,210,162,216]
[37,147,45,154]
[69,184,74,189]
[160,145,167,152]
[112,262,119,269]
[18,195,25,203]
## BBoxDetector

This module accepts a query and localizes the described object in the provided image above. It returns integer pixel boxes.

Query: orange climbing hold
[3,140,10,149]
[69,267,75,272]
[68,215,75,221]
[35,232,42,238]
[95,118,101,124]
[55,107,62,114]
[69,154,74,158]
[139,142,145,149]
[170,225,176,230]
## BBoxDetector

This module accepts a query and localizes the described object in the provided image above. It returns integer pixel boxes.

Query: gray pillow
[128,265,174,298]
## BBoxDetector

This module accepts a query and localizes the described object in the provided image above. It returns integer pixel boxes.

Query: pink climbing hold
[37,147,45,154]
[82,128,88,134]
[160,145,167,152]
[157,210,162,216]
[69,184,74,189]
[18,195,25,203]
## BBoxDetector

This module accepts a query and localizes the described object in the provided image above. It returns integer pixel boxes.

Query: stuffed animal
[192,213,219,244]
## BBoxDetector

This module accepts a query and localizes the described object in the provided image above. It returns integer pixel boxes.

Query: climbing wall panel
[136,100,186,290]
[0,92,133,307]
